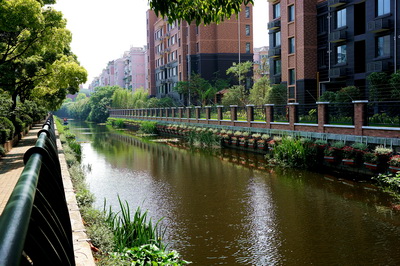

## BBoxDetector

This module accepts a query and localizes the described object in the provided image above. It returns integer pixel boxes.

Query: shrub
[139,121,157,134]
[13,117,25,135]
[19,114,33,126]
[272,137,307,168]
[388,155,400,167]
[0,117,15,140]
[351,142,368,151]
[372,172,400,193]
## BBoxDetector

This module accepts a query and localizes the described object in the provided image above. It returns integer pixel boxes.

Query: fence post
[265,104,274,129]
[317,102,329,133]
[171,107,176,119]
[178,107,184,119]
[217,105,224,121]
[288,103,299,130]
[195,106,201,120]
[353,100,368,136]
[230,105,238,121]
[205,106,211,120]
[246,104,254,123]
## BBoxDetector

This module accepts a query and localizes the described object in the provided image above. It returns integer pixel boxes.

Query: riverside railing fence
[0,115,74,265]
[109,101,400,141]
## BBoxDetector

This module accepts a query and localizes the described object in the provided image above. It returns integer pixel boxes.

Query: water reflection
[68,120,400,265]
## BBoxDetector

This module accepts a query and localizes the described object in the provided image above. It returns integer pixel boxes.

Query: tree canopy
[0,0,87,111]
[149,0,254,25]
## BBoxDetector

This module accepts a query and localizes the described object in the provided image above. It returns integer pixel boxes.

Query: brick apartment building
[146,5,254,103]
[268,0,399,103]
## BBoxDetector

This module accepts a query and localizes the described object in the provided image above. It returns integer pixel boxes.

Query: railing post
[171,107,176,118]
[246,104,254,122]
[288,103,299,130]
[353,100,368,136]
[186,107,191,119]
[195,106,201,120]
[230,105,238,121]
[178,107,184,119]
[205,106,211,120]
[265,104,274,128]
[317,102,329,133]
[217,105,224,120]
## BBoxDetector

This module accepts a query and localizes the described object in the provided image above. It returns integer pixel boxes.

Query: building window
[377,35,390,57]
[289,37,295,54]
[245,6,250,18]
[318,49,327,68]
[274,60,281,75]
[288,5,295,22]
[273,3,281,19]
[336,45,347,64]
[377,0,390,16]
[317,15,327,34]
[289,69,295,85]
[246,25,251,36]
[246,42,251,53]
[336,8,346,28]
[274,31,281,47]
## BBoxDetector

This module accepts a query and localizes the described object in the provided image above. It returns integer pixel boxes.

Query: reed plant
[272,137,308,168]
[103,197,166,252]
[139,121,157,134]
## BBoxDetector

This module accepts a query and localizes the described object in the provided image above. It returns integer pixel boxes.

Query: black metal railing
[297,104,318,124]
[0,115,75,265]
[366,101,400,127]
[327,102,354,125]
[273,105,289,123]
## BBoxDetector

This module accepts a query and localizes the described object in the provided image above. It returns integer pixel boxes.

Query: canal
[68,120,400,265]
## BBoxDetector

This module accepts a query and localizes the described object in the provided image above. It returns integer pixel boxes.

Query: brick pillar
[186,107,191,119]
[217,105,224,120]
[195,106,201,120]
[205,106,211,120]
[317,102,329,133]
[288,103,298,130]
[230,105,238,121]
[265,104,274,129]
[178,107,183,119]
[353,100,368,136]
[246,104,254,122]
[171,108,176,118]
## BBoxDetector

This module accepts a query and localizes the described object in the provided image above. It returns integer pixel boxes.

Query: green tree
[149,0,253,25]
[221,85,248,106]
[367,72,389,101]
[335,86,361,102]
[0,0,87,112]
[88,86,118,123]
[174,73,215,105]
[226,61,253,86]
[266,84,287,105]
[389,70,400,100]
[249,76,270,105]
[75,92,87,102]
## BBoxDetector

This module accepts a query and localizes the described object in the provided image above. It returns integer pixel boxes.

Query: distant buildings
[268,0,400,103]
[253,46,269,80]
[89,47,146,92]
[146,4,254,102]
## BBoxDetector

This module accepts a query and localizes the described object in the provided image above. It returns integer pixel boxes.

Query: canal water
[68,120,400,265]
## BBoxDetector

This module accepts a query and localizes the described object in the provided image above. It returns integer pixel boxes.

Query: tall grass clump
[272,137,308,168]
[186,129,220,149]
[103,197,165,252]
[139,121,157,134]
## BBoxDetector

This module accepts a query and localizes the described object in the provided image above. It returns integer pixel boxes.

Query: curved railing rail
[0,115,74,265]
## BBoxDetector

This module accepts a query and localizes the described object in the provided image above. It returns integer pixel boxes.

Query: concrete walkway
[0,123,95,265]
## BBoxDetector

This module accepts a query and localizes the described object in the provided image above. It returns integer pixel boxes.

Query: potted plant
[363,152,378,170]
[257,134,269,150]
[341,145,356,166]
[388,155,400,173]
[324,141,345,164]
[239,132,250,147]
[351,142,368,166]
[324,147,336,163]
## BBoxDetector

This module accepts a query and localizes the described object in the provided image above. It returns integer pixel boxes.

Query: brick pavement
[0,124,42,215]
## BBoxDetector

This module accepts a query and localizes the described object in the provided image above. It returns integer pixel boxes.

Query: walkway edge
[55,124,95,266]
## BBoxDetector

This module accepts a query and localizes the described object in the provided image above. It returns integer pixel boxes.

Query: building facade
[268,0,400,103]
[146,4,254,102]
[253,46,270,80]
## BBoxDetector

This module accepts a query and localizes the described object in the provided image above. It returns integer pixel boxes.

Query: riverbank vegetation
[54,117,189,265]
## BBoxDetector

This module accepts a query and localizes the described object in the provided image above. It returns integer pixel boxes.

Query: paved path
[0,124,42,215]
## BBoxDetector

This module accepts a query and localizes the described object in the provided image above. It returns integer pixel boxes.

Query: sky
[53,0,269,87]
